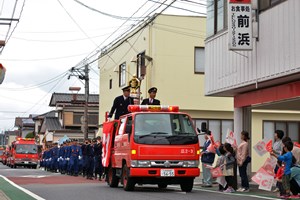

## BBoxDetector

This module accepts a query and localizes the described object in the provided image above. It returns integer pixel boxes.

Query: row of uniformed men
[40,137,103,180]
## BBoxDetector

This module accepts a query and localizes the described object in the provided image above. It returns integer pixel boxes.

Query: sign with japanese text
[228,1,252,50]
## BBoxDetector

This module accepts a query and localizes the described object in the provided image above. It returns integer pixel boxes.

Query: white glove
[45,159,48,162]
[57,158,59,162]
[67,158,70,161]
[78,156,82,160]
[49,158,52,161]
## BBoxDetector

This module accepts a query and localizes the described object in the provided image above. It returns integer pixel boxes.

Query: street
[0,163,281,200]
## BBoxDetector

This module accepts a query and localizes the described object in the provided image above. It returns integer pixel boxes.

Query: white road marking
[168,186,280,200]
[20,175,48,178]
[0,175,46,200]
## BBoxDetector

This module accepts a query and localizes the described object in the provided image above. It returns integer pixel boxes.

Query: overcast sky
[0,0,206,132]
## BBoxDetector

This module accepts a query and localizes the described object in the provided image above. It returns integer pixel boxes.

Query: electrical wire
[73,0,145,21]
[1,52,91,61]
[57,0,98,47]
[148,0,206,15]
[0,71,68,91]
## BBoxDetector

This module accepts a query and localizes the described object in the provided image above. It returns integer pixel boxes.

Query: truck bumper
[130,167,200,177]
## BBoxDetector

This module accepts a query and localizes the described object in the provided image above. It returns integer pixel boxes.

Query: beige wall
[98,14,233,125]
[251,111,300,172]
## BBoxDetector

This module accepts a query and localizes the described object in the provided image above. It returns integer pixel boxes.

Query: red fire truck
[102,105,200,192]
[8,137,39,169]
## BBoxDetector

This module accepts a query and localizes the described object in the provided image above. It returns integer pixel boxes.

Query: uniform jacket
[141,98,160,105]
[201,140,215,164]
[109,95,134,119]
[70,145,82,158]
[93,143,102,157]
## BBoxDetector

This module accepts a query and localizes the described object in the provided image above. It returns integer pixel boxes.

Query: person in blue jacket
[69,139,82,176]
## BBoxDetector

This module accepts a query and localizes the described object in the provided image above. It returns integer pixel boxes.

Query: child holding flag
[270,141,294,198]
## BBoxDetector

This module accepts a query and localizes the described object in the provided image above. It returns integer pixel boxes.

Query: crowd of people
[40,137,103,180]
[201,130,300,198]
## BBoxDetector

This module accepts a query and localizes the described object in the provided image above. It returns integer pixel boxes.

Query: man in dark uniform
[94,136,103,181]
[141,87,160,105]
[86,139,94,180]
[108,86,134,120]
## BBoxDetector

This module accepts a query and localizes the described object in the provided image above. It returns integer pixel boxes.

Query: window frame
[262,120,300,142]
[119,62,126,87]
[194,46,205,74]
[206,0,228,38]
[136,51,146,79]
[259,0,287,12]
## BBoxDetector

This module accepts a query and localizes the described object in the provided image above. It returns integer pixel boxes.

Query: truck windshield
[16,144,38,154]
[134,113,198,145]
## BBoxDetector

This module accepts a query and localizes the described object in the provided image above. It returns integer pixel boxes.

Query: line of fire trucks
[0,137,39,169]
[1,105,201,192]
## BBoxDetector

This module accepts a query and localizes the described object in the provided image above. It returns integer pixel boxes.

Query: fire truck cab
[102,105,200,192]
[9,137,39,169]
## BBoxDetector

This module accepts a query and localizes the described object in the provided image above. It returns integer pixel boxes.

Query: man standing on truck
[141,87,160,105]
[108,86,134,120]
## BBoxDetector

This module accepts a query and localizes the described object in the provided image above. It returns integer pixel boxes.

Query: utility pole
[68,64,90,140]
[83,64,89,140]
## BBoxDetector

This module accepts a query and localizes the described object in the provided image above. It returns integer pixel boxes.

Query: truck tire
[158,183,168,189]
[122,164,135,191]
[180,178,194,192]
[108,167,119,187]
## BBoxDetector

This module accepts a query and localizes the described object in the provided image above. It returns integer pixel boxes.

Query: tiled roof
[45,117,62,131]
[49,93,99,106]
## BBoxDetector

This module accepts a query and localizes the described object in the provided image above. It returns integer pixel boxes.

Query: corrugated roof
[45,117,62,131]
[49,93,99,106]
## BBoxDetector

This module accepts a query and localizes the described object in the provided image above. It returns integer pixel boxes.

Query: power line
[73,0,145,21]
[57,0,98,47]
[0,0,25,54]
[1,52,90,61]
[148,0,206,15]
[0,71,68,91]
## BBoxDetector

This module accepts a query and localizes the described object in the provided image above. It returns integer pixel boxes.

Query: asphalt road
[0,163,281,200]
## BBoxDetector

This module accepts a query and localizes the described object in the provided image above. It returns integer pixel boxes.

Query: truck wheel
[180,178,194,192]
[108,167,119,187]
[122,164,135,191]
[158,183,168,189]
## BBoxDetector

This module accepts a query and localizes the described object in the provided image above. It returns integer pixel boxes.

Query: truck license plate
[160,169,175,177]
[24,161,29,164]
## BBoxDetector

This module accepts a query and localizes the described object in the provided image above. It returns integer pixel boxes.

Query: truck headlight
[131,160,151,168]
[183,160,199,168]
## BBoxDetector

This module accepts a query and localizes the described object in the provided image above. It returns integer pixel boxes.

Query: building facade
[98,14,234,144]
[205,0,300,171]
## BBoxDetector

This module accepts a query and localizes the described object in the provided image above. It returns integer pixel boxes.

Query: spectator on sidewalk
[282,136,300,165]
[236,131,251,192]
[275,161,285,196]
[215,144,227,191]
[272,130,284,192]
[223,143,236,193]
[270,141,294,198]
[201,130,215,187]
[290,156,300,196]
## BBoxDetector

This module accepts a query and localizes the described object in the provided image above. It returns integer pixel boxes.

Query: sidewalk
[193,176,280,199]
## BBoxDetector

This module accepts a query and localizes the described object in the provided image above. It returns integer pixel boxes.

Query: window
[194,119,234,146]
[119,62,126,87]
[263,121,300,142]
[109,79,112,89]
[206,0,228,37]
[137,51,146,78]
[195,47,205,73]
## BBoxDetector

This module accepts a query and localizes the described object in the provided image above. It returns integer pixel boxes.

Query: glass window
[275,122,286,135]
[288,122,299,142]
[119,62,126,87]
[195,47,205,73]
[206,0,215,37]
[16,144,37,154]
[263,121,274,141]
[217,0,224,31]
[221,120,234,143]
[209,120,221,142]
